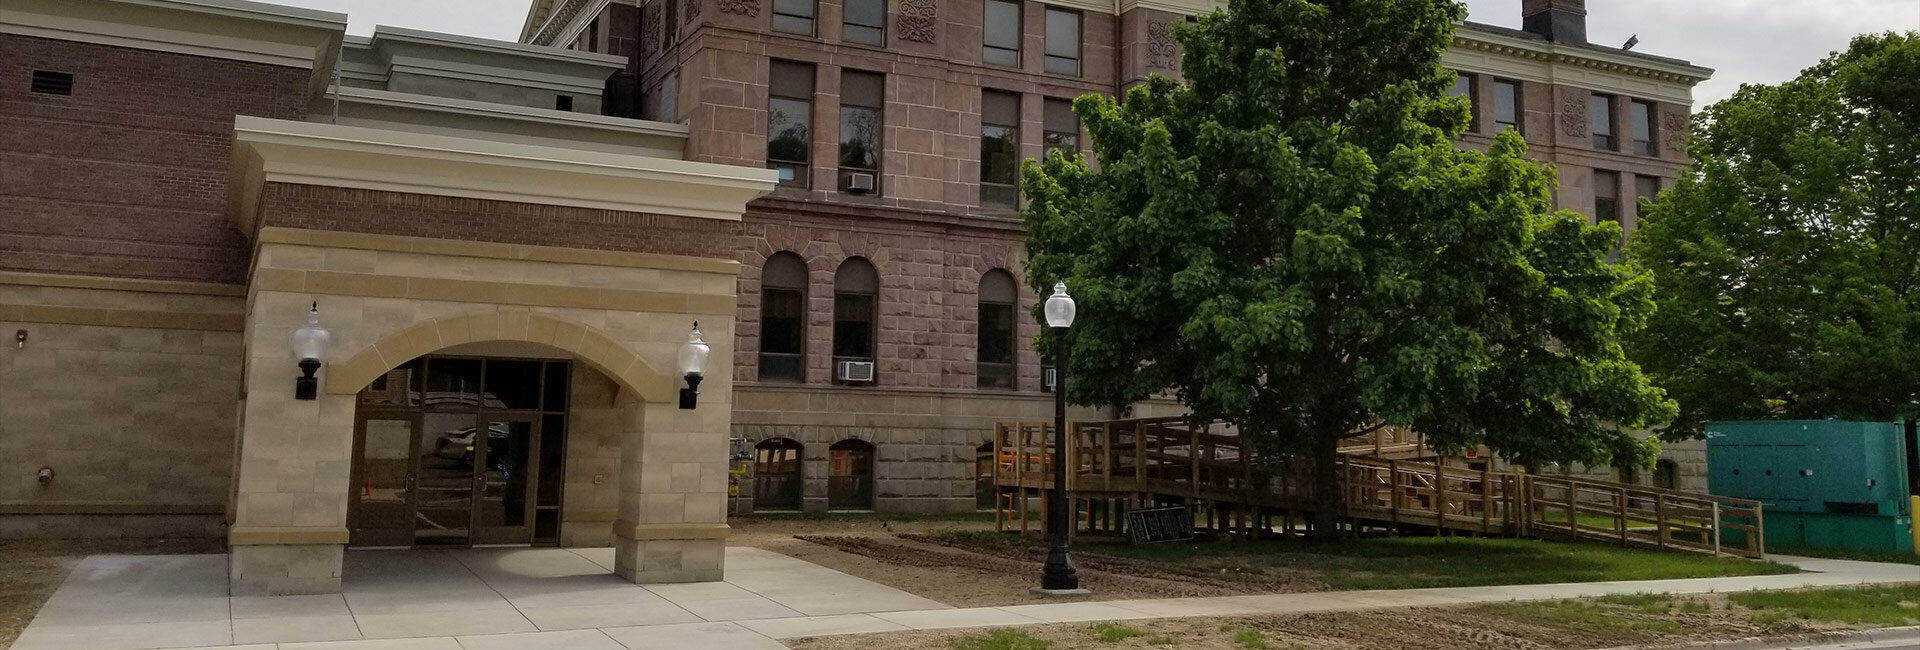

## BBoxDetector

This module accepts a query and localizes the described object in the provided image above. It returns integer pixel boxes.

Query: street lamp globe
[1043,282,1076,328]
[679,322,710,377]
[289,302,331,363]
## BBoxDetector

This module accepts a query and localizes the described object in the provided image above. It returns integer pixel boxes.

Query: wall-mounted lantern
[679,322,710,409]
[290,302,331,401]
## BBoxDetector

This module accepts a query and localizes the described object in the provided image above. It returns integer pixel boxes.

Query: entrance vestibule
[348,356,571,548]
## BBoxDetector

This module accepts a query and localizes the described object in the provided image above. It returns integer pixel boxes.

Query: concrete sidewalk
[14,551,1920,650]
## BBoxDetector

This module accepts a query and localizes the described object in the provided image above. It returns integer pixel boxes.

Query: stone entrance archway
[225,230,744,596]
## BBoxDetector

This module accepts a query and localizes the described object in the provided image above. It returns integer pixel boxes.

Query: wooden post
[1435,460,1448,536]
[1712,501,1723,556]
[1481,466,1493,533]
[1655,494,1668,548]
[1754,503,1765,558]
[1388,459,1400,534]
[1616,486,1629,546]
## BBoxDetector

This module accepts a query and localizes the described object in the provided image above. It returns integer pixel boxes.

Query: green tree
[1627,33,1920,438]
[1021,0,1675,535]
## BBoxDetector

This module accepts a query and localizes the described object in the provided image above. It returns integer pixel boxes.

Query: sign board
[1126,506,1193,544]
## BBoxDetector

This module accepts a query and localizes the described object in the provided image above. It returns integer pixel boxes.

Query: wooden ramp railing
[992,418,1766,559]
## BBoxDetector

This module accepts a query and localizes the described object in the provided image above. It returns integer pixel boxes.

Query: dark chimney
[1521,0,1587,44]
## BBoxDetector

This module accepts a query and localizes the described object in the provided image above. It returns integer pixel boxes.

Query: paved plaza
[14,548,1920,650]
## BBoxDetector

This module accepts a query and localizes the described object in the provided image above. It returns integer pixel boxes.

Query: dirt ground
[788,594,1844,650]
[0,538,223,650]
[728,516,1302,607]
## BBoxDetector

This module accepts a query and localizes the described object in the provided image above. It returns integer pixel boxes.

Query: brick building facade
[1,0,1711,596]
[520,0,1714,509]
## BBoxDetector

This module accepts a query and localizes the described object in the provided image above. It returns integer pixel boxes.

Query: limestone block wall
[0,275,243,539]
[561,363,624,547]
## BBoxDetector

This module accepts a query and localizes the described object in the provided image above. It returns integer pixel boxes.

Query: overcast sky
[272,0,1920,107]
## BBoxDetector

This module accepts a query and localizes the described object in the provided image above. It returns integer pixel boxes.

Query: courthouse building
[0,0,1708,595]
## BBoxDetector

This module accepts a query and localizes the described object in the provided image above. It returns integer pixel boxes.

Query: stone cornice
[1453,27,1713,86]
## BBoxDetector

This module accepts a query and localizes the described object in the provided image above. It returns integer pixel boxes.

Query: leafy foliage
[1020,0,1674,482]
[1627,33,1920,437]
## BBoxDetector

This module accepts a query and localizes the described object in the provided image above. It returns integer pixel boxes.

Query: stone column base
[228,526,348,596]
[611,521,727,583]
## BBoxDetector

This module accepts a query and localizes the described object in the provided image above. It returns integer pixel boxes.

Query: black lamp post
[1040,282,1080,592]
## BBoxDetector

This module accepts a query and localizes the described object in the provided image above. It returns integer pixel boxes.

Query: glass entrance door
[350,416,418,547]
[415,412,479,546]
[349,356,571,549]
[473,415,538,545]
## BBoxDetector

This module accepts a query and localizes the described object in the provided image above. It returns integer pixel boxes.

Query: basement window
[30,70,73,96]
[555,95,574,112]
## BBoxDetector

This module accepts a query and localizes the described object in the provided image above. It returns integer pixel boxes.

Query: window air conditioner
[837,360,876,382]
[842,172,876,194]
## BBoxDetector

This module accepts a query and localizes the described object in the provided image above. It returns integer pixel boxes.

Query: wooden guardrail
[992,418,1766,559]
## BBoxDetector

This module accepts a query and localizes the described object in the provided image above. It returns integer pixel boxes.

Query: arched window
[833,257,878,384]
[977,270,1017,389]
[752,438,804,510]
[759,252,808,382]
[1654,459,1679,491]
[827,439,875,510]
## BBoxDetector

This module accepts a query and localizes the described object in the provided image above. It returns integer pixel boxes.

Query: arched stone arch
[324,309,674,402]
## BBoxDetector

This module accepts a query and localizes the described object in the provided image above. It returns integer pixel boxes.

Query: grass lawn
[1731,583,1920,626]
[797,585,1920,650]
[1767,543,1920,566]
[924,531,1796,590]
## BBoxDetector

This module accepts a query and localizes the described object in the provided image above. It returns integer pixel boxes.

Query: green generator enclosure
[1705,420,1915,552]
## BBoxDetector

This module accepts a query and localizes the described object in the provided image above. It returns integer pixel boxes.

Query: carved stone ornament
[1661,111,1689,153]
[718,0,759,16]
[1559,96,1588,138]
[898,0,938,44]
[1146,21,1176,70]
[684,0,701,22]
[642,2,662,55]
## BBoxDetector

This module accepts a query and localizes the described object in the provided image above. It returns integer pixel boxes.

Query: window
[1044,8,1081,76]
[827,439,875,510]
[664,0,678,44]
[659,71,678,123]
[767,60,814,187]
[773,0,816,35]
[1493,79,1520,133]
[30,70,73,96]
[1591,93,1616,150]
[839,70,884,193]
[1043,99,1079,157]
[759,252,808,382]
[1630,100,1656,156]
[555,95,574,111]
[843,0,885,45]
[1593,170,1620,224]
[1448,72,1477,131]
[981,90,1021,209]
[833,257,879,379]
[978,270,1017,389]
[752,438,804,510]
[984,0,1022,67]
[1654,459,1679,490]
[1635,175,1661,207]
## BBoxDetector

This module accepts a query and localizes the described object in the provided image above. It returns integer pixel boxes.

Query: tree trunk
[1309,433,1342,540]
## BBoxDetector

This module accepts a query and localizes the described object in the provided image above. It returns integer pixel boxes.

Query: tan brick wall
[0,34,309,284]
[0,284,244,534]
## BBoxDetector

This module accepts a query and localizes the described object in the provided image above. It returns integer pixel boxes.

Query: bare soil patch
[0,538,222,650]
